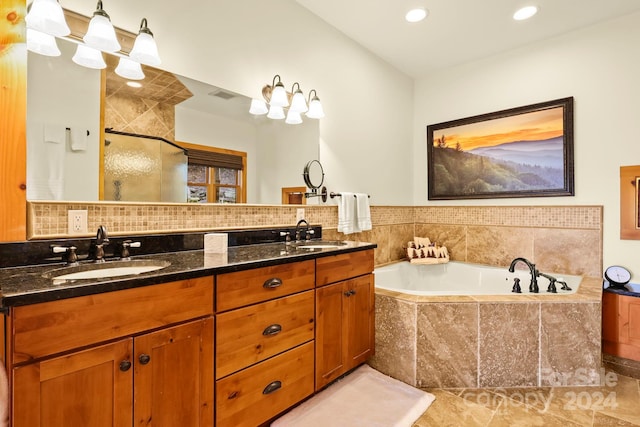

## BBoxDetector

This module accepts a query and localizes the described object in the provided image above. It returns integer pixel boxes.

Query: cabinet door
[13,339,133,427]
[134,317,213,427]
[315,282,348,390]
[134,317,214,427]
[345,274,375,369]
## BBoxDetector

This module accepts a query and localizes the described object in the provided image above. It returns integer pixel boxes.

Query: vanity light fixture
[72,44,107,69]
[25,0,70,37]
[249,75,324,124]
[128,18,161,66]
[115,57,145,80]
[305,90,325,119]
[84,1,121,52]
[26,28,62,57]
[513,5,538,21]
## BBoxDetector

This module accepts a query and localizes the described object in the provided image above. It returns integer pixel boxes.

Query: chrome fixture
[249,75,325,125]
[26,1,161,80]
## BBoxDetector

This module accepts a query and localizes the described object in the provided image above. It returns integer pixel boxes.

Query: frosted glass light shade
[115,57,145,80]
[269,83,289,107]
[306,98,325,119]
[25,0,70,37]
[27,29,61,57]
[84,14,121,52]
[285,110,303,125]
[267,105,285,120]
[129,31,161,66]
[289,91,308,113]
[249,99,268,115]
[72,44,106,69]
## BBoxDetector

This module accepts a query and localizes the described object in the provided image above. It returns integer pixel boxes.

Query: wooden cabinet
[215,261,316,426]
[603,291,640,361]
[315,250,375,390]
[10,278,214,427]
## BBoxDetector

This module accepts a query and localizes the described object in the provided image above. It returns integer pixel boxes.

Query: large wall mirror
[26,37,320,205]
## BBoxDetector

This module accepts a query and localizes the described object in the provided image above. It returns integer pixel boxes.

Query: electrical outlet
[68,210,88,234]
[296,208,305,222]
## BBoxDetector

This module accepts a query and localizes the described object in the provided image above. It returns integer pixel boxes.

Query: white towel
[70,127,88,151]
[337,191,360,235]
[355,193,371,231]
[43,123,65,144]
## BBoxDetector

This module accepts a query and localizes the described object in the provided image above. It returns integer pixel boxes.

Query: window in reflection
[184,144,246,203]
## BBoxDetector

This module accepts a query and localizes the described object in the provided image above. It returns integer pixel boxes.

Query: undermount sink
[295,241,347,250]
[43,259,171,283]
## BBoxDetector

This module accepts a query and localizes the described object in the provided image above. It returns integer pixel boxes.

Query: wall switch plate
[68,210,88,234]
[296,208,305,222]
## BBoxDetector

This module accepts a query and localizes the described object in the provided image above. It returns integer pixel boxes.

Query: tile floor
[414,370,640,426]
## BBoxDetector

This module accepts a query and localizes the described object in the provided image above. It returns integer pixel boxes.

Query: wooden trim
[281,187,307,204]
[0,0,27,242]
[177,141,248,203]
[620,166,640,239]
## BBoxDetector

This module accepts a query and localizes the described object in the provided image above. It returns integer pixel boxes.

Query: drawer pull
[138,354,151,365]
[262,380,282,395]
[119,360,131,372]
[263,277,283,289]
[262,324,282,336]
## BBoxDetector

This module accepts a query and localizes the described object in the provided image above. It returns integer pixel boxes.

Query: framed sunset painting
[427,97,574,200]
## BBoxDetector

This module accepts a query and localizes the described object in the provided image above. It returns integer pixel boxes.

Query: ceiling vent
[208,89,236,100]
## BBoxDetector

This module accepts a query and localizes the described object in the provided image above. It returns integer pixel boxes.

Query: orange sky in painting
[435,107,564,150]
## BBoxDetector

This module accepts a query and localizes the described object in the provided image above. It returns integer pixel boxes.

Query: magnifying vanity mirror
[303,160,327,202]
[26,37,320,205]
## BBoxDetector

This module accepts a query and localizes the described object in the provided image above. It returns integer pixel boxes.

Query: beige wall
[29,202,602,277]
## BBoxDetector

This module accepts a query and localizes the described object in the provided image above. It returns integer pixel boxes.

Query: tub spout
[508,257,539,293]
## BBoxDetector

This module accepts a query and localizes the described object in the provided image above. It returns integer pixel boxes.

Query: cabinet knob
[262,380,282,395]
[263,277,283,289]
[119,360,132,372]
[262,324,282,336]
[138,354,151,365]
[344,291,351,297]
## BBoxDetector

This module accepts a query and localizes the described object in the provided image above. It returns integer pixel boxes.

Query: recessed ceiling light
[126,81,142,88]
[405,8,428,23]
[513,5,538,21]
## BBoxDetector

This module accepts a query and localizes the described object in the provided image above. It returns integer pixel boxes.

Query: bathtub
[369,261,601,390]
[374,260,581,296]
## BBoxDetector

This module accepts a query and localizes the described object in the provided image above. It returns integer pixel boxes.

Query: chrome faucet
[508,257,539,293]
[92,225,110,263]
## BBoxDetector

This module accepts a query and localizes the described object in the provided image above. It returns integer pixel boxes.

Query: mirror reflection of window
[636,177,640,229]
[183,142,246,203]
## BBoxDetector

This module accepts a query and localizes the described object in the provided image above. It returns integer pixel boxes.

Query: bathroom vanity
[0,239,375,427]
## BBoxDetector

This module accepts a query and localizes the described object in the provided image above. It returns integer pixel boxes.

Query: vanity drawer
[316,249,374,286]
[216,260,314,312]
[12,277,214,364]
[216,341,314,427]
[216,290,315,379]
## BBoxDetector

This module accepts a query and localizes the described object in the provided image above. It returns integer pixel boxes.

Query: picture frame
[427,97,574,200]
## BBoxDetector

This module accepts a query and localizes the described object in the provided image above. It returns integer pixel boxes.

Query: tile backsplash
[28,202,602,276]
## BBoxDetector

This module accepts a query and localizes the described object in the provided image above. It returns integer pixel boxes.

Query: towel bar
[330,192,370,199]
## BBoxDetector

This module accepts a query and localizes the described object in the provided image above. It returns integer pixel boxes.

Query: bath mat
[271,364,435,427]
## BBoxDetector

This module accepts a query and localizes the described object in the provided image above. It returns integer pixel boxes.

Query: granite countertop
[0,240,376,308]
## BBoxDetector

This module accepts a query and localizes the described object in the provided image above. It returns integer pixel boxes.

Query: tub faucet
[508,257,539,293]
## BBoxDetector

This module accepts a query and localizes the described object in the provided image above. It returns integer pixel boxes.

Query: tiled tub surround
[369,278,603,389]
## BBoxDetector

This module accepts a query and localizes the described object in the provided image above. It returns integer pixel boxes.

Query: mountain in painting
[468,136,564,169]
